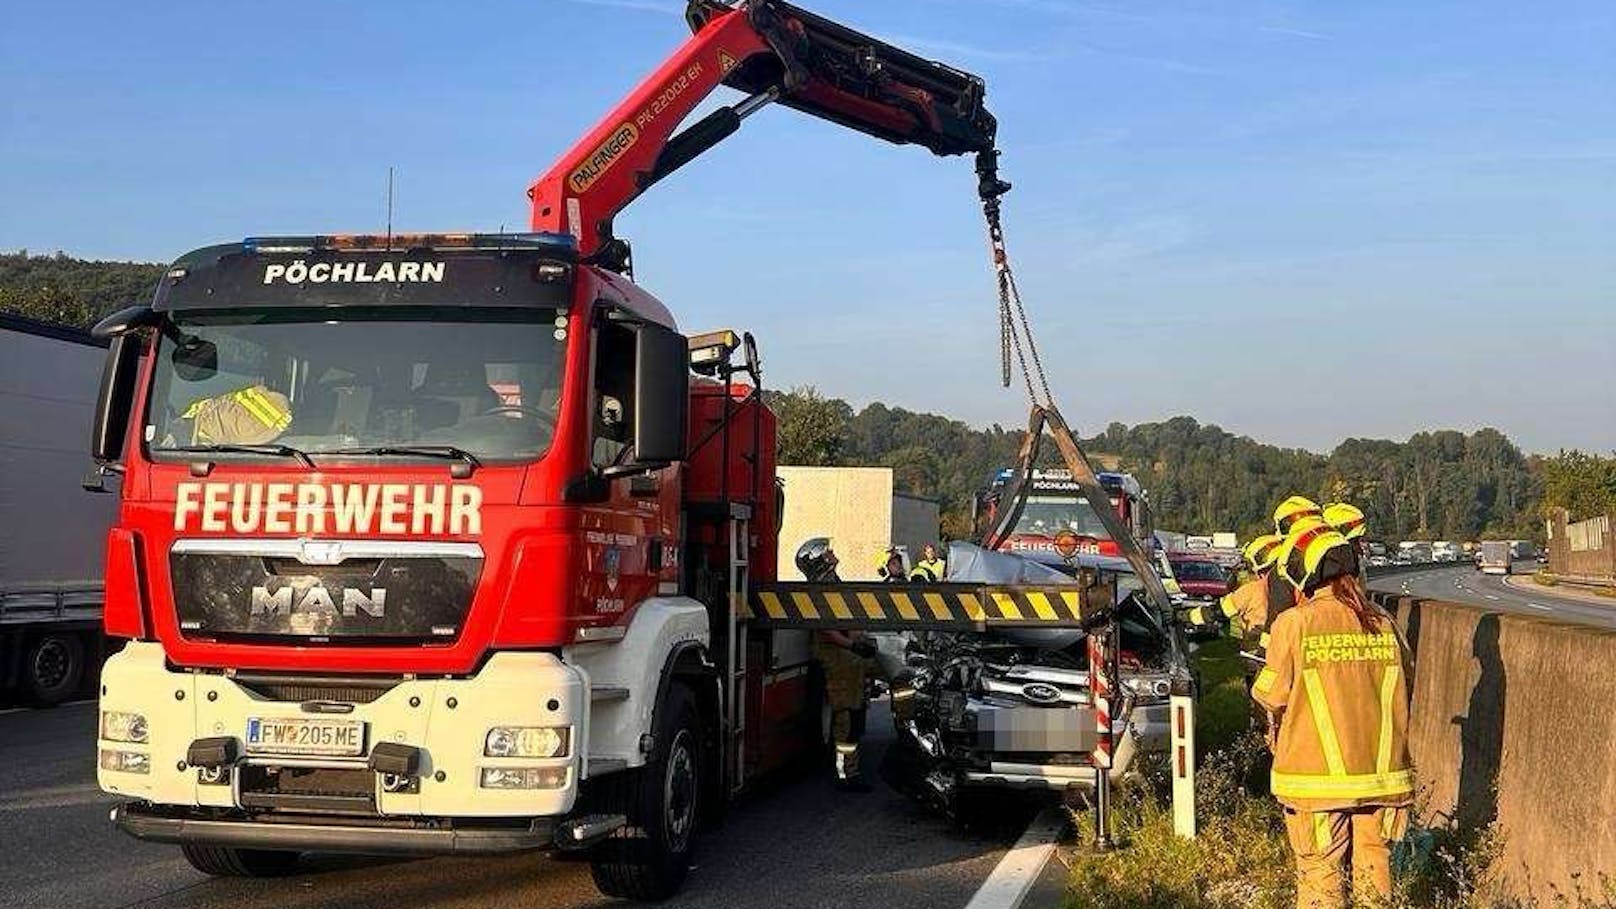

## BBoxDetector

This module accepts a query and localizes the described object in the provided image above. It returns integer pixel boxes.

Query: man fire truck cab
[84,1,1013,900]
[976,468,1153,562]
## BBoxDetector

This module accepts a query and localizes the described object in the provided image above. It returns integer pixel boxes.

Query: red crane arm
[528,0,1003,264]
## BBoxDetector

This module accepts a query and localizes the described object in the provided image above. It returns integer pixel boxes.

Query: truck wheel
[24,633,85,706]
[591,684,701,901]
[180,844,300,877]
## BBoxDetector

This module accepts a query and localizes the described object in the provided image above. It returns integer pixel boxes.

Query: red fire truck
[977,468,1155,562]
[86,1,1010,899]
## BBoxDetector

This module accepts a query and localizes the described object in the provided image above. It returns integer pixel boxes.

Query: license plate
[245,717,366,757]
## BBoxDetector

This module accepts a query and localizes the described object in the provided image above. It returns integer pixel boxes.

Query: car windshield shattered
[145,307,567,464]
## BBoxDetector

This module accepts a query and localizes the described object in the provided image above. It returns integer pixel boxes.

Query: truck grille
[240,765,376,815]
[233,675,399,704]
[168,540,481,643]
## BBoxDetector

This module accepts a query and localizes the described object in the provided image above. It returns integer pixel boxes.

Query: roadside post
[1170,690,1196,838]
[1089,618,1117,850]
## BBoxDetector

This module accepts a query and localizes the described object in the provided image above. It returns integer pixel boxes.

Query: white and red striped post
[1088,621,1115,849]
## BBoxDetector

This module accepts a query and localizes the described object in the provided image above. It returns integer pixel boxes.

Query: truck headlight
[100,711,149,744]
[484,726,569,758]
[479,767,569,790]
[99,748,151,774]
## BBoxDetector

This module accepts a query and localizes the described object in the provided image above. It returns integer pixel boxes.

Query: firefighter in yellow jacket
[1254,523,1413,908]
[1323,502,1369,583]
[908,543,946,583]
[796,538,877,792]
[1188,534,1282,636]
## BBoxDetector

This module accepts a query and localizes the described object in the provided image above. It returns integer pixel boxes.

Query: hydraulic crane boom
[528,0,1004,266]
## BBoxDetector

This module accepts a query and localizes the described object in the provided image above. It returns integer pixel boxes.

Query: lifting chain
[976,149,1053,410]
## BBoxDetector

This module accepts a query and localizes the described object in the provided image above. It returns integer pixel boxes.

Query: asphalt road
[0,700,1042,909]
[1370,562,1616,630]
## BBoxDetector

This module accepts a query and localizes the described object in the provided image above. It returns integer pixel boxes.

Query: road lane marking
[1528,602,1552,611]
[1485,595,1499,601]
[964,807,1066,909]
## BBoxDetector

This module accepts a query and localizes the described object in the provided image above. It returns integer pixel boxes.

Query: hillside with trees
[0,251,164,329]
[771,387,1596,544]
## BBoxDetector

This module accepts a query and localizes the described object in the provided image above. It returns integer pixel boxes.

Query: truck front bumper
[111,802,554,854]
[98,641,587,831]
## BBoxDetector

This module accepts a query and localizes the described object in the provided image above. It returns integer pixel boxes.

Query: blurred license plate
[984,707,1094,752]
[246,717,365,756]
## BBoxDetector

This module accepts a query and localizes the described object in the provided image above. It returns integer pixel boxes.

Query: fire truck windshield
[1013,495,1112,540]
[145,307,567,464]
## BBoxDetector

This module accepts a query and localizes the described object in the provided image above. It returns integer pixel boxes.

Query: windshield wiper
[323,445,481,477]
[170,443,316,468]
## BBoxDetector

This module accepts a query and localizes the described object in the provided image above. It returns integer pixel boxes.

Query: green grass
[1189,637,1251,756]
[1060,634,1611,908]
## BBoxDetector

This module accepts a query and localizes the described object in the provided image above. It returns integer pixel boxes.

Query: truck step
[587,757,629,776]
[554,813,627,851]
[590,685,631,702]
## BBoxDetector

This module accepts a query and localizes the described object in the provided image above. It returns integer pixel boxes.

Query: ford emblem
[1021,682,1061,704]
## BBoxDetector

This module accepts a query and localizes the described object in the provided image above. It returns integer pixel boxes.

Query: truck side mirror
[91,332,143,466]
[630,321,689,465]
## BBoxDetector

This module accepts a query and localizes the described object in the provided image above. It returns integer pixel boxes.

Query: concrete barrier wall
[1371,591,1616,897]
[1546,508,1616,584]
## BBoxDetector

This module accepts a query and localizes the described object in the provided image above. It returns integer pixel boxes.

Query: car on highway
[1166,554,1233,602]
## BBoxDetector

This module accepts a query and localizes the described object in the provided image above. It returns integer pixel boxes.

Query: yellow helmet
[1273,495,1323,535]
[1242,533,1284,572]
[1277,517,1353,591]
[1323,502,1367,541]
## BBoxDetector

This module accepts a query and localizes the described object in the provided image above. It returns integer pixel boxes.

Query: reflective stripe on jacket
[1252,588,1413,811]
[182,384,293,445]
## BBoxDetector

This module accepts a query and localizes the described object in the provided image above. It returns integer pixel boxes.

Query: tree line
[0,251,166,329]
[771,387,1614,544]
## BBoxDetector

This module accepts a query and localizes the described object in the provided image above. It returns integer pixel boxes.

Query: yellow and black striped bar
[747,581,1115,631]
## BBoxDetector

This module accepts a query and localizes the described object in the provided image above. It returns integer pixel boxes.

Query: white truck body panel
[0,316,117,593]
[775,466,939,580]
[564,596,710,773]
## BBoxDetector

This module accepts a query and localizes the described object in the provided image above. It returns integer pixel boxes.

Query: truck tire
[590,683,701,901]
[180,844,300,877]
[24,633,85,706]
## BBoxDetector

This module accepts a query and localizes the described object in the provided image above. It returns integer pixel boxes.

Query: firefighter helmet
[1278,517,1355,592]
[1323,502,1367,540]
[1242,533,1284,572]
[1273,495,1323,535]
[876,548,906,580]
[795,537,840,582]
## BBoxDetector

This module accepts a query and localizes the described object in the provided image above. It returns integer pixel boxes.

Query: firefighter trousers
[814,641,867,780]
[1282,805,1409,909]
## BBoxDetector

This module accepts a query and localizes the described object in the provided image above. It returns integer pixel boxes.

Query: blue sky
[2,0,1611,454]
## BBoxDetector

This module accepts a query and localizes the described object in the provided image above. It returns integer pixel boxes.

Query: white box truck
[1,313,120,703]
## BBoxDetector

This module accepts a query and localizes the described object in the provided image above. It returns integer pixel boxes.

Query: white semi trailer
[1,313,120,703]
